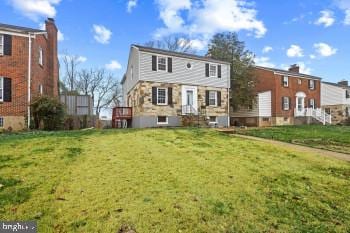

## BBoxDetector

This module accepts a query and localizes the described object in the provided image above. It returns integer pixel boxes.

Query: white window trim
[157,87,168,105]
[157,116,168,125]
[283,97,289,110]
[0,34,4,56]
[0,116,3,128]
[0,77,3,102]
[209,90,217,106]
[157,56,167,72]
[39,47,43,66]
[209,116,218,124]
[39,84,43,95]
[283,76,289,87]
[209,64,217,78]
[310,98,315,109]
[309,80,315,90]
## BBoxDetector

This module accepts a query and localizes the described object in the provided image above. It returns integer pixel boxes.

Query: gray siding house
[121,45,231,128]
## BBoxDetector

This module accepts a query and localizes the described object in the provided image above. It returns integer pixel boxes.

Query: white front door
[297,97,304,111]
[295,91,306,116]
[182,85,198,114]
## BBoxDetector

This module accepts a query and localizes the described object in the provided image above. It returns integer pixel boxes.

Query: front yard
[0,129,349,232]
[238,125,350,154]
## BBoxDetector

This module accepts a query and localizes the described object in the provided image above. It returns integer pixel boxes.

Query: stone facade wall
[322,104,350,124]
[127,81,229,127]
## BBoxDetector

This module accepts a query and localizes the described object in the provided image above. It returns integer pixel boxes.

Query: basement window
[209,116,217,123]
[0,117,3,128]
[157,116,168,125]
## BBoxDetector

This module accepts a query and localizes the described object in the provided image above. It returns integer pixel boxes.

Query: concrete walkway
[231,134,350,162]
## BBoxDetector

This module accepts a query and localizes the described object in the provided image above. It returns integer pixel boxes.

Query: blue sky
[0,0,349,83]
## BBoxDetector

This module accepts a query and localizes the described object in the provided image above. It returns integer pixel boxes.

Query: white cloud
[314,43,337,57]
[93,24,112,44]
[262,46,273,54]
[57,30,64,41]
[189,39,207,51]
[8,0,61,21]
[254,57,275,68]
[315,10,335,27]
[77,56,87,63]
[105,60,122,71]
[310,54,316,59]
[127,0,137,13]
[345,9,350,25]
[155,0,266,41]
[287,45,304,58]
[334,0,350,25]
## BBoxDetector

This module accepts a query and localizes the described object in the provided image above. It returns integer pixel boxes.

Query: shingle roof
[255,66,322,80]
[322,81,350,89]
[132,44,231,64]
[0,23,45,34]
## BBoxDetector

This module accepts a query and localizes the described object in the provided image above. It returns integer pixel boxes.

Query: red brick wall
[0,19,58,120]
[254,67,321,117]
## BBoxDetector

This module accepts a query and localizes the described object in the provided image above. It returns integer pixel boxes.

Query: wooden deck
[112,107,132,128]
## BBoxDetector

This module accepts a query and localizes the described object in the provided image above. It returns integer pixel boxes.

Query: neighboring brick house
[120,45,231,128]
[231,65,331,126]
[0,18,59,131]
[321,80,350,124]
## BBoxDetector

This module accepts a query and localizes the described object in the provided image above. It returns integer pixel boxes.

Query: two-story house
[120,45,231,128]
[231,64,331,126]
[0,18,59,131]
[321,80,350,124]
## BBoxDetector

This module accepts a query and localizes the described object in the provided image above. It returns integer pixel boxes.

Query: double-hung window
[39,47,43,66]
[309,80,315,90]
[0,77,3,102]
[157,88,167,105]
[309,98,315,109]
[209,64,217,77]
[283,76,289,87]
[209,91,217,106]
[283,97,290,110]
[157,56,167,71]
[0,35,4,56]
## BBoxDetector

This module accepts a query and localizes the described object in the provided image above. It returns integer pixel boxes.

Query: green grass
[239,125,350,154]
[0,128,349,232]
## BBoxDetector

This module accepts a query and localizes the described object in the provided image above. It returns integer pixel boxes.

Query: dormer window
[283,76,289,87]
[0,35,4,56]
[39,47,43,66]
[157,56,167,71]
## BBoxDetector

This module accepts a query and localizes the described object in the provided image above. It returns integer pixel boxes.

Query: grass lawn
[0,129,350,232]
[238,125,350,154]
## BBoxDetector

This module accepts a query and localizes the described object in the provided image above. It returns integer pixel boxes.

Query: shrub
[31,96,65,130]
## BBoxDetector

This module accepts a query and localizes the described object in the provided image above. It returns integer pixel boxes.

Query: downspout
[27,33,32,129]
[227,65,230,128]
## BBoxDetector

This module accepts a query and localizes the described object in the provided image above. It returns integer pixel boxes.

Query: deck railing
[112,107,132,119]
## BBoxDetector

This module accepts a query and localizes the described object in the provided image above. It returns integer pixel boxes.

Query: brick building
[0,18,59,131]
[231,65,331,126]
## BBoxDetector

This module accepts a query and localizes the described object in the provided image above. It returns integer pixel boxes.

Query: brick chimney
[338,80,349,87]
[288,64,300,73]
[45,18,59,97]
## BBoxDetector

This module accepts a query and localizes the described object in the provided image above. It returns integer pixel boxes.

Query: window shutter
[289,97,291,110]
[281,77,284,86]
[218,65,222,78]
[308,80,311,89]
[205,90,210,106]
[314,99,317,108]
[168,57,172,73]
[205,63,209,77]
[281,97,285,110]
[3,77,12,102]
[217,91,221,106]
[152,87,157,105]
[168,87,173,105]
[4,35,12,56]
[152,55,157,71]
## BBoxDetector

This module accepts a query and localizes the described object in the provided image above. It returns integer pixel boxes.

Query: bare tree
[145,35,195,53]
[76,68,121,117]
[62,54,82,92]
